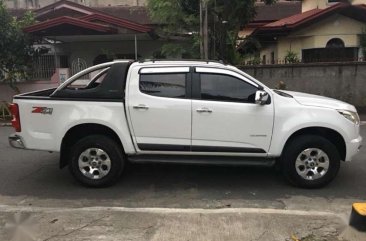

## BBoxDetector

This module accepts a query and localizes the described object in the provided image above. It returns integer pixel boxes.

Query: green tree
[147,0,201,58]
[147,0,276,63]
[0,1,42,92]
[359,26,366,60]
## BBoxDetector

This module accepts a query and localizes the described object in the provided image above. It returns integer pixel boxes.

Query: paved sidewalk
[1,205,363,241]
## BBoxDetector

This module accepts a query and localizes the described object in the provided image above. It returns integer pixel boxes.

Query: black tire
[68,135,124,187]
[281,135,340,188]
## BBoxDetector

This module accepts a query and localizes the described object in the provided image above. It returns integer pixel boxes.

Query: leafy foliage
[237,36,261,65]
[359,26,366,60]
[147,0,200,58]
[0,1,44,91]
[148,0,200,34]
[284,50,300,64]
[147,0,277,63]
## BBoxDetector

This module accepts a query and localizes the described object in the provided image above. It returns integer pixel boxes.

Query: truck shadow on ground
[1,153,364,207]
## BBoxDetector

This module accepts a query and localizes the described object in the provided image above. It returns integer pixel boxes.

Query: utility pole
[203,1,208,59]
[199,0,204,59]
[200,0,209,59]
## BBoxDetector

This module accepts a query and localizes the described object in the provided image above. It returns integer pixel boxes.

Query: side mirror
[255,90,269,105]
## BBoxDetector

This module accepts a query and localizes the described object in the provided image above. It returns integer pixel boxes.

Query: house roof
[22,0,153,36]
[10,0,301,26]
[23,16,116,35]
[34,0,103,17]
[254,1,301,22]
[264,8,323,28]
[93,6,153,25]
[80,13,151,32]
[251,3,366,38]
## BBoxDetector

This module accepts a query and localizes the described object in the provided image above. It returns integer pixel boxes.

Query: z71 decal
[32,107,53,115]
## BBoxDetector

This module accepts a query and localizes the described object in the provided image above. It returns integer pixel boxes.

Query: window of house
[200,74,257,103]
[326,38,345,48]
[262,55,267,65]
[271,52,275,64]
[139,73,186,98]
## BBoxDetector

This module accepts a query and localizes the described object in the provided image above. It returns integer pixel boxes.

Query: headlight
[337,110,360,125]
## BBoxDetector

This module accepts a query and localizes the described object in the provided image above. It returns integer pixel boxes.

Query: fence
[239,61,366,108]
[30,55,68,80]
[243,58,366,66]
[30,55,56,80]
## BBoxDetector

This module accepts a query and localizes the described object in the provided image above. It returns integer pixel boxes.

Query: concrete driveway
[0,126,365,241]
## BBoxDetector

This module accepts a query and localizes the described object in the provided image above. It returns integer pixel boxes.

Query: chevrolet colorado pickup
[8,60,362,188]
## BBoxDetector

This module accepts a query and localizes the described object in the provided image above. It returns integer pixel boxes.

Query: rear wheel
[281,135,340,188]
[68,135,124,187]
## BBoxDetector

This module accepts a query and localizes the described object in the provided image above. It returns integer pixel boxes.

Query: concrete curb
[0,123,11,127]
[0,204,340,217]
[0,205,348,241]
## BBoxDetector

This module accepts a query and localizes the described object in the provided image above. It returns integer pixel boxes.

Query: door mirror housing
[255,90,269,105]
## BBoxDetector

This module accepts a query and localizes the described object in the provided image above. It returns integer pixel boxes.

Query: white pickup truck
[9,60,362,188]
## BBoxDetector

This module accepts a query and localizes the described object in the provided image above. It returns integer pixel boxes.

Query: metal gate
[71,58,88,76]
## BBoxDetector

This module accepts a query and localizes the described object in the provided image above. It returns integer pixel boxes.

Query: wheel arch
[281,127,346,161]
[60,123,124,168]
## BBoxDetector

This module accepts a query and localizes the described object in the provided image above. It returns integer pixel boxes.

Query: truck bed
[16,88,57,98]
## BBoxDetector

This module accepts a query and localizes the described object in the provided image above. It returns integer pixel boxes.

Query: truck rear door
[127,66,192,152]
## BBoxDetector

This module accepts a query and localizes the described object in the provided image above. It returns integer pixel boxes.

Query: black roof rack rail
[137,59,227,65]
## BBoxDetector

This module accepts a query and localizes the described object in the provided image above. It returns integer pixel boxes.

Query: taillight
[9,103,21,132]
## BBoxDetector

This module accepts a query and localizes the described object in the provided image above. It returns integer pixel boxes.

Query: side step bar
[128,155,276,167]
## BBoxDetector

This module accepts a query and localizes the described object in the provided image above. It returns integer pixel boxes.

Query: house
[239,0,301,39]
[9,0,181,82]
[245,0,366,64]
[12,0,318,82]
[5,0,147,9]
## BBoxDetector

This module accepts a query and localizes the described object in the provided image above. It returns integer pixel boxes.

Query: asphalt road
[0,126,365,210]
[0,126,365,240]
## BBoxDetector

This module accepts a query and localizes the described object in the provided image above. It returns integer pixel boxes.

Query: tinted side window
[140,74,186,98]
[200,74,257,103]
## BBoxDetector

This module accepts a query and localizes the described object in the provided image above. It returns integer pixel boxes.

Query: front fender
[269,103,352,157]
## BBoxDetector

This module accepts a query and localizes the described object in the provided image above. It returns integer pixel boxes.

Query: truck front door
[191,67,274,155]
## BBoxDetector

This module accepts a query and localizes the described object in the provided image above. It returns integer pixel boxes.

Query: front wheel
[281,135,340,188]
[68,135,124,187]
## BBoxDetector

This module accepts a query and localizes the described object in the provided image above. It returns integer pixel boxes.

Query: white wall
[302,0,366,13]
[271,14,364,60]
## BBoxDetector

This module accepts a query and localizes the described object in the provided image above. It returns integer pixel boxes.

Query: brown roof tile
[260,3,346,29]
[251,3,366,38]
[254,1,302,22]
[93,6,153,25]
[264,8,322,27]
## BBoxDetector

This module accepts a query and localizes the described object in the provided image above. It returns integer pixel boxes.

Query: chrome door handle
[196,107,212,113]
[133,104,149,110]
